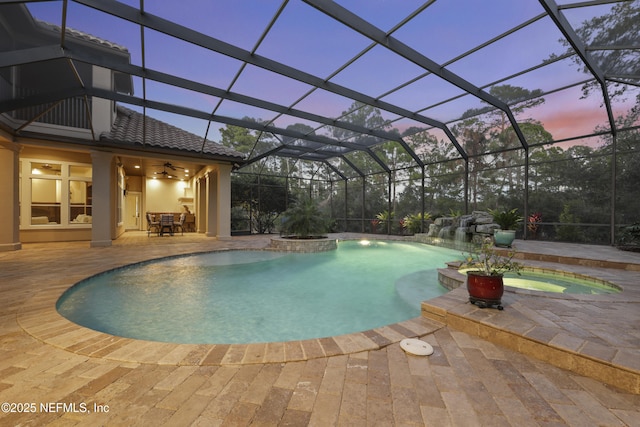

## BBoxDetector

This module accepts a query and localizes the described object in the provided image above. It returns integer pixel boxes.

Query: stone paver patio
[1,232,639,426]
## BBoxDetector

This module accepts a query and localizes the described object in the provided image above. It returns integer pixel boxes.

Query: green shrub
[280,198,328,238]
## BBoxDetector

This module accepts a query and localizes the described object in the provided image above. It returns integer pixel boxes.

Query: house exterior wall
[145,178,192,214]
[0,5,239,250]
[92,66,115,136]
[0,140,21,251]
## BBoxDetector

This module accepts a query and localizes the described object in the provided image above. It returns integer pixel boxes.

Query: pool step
[421,288,640,395]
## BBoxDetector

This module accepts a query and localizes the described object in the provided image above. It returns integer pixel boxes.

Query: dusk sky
[25,1,638,150]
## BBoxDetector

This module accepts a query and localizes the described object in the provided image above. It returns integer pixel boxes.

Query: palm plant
[375,210,394,233]
[280,198,328,238]
[376,210,394,224]
[489,208,523,230]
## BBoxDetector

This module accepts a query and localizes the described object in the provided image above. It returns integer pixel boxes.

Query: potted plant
[489,208,523,247]
[460,237,521,310]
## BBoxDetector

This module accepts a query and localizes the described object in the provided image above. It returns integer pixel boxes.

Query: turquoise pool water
[57,240,461,344]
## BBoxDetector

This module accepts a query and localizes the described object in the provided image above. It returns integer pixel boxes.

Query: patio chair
[160,214,174,236]
[174,212,186,235]
[184,213,196,232]
[146,213,160,237]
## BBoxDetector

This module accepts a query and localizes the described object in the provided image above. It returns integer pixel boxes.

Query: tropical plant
[449,208,462,218]
[280,198,328,238]
[527,212,542,238]
[461,237,522,276]
[489,208,523,230]
[616,222,640,251]
[402,212,432,234]
[376,210,394,223]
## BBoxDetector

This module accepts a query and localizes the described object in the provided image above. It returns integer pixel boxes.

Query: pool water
[57,240,461,344]
[503,270,619,294]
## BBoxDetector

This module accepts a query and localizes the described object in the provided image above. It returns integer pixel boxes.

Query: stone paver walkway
[1,232,639,426]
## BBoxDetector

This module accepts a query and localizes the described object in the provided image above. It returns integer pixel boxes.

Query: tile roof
[101,106,246,161]
[35,19,129,53]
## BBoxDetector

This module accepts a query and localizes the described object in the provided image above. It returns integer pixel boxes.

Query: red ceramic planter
[466,272,504,310]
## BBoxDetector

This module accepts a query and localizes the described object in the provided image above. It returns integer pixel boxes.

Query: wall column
[196,177,206,233]
[90,150,114,247]
[0,141,22,251]
[205,170,217,237]
[202,165,231,239]
[216,164,232,239]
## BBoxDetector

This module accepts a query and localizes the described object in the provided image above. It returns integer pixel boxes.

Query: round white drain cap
[400,338,434,356]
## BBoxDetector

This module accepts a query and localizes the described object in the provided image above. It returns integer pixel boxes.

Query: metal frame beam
[2,42,437,166]
[73,0,465,158]
[303,0,529,151]
[1,84,388,168]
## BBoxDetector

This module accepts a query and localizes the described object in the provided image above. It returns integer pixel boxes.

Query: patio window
[30,177,61,225]
[22,160,92,227]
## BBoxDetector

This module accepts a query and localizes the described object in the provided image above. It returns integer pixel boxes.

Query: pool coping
[438,265,625,300]
[17,240,447,366]
[17,287,445,365]
[426,262,640,395]
[14,236,640,395]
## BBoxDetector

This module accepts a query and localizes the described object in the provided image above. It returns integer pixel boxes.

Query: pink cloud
[538,108,609,140]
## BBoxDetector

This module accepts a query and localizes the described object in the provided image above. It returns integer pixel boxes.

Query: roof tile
[101,106,245,161]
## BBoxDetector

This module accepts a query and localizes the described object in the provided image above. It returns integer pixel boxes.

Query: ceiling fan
[153,162,184,179]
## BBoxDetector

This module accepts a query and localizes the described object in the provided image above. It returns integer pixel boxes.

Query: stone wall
[426,211,499,244]
[269,237,337,252]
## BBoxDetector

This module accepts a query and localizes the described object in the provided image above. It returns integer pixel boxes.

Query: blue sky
[25,1,637,147]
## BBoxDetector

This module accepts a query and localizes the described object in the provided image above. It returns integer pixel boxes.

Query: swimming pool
[57,240,462,344]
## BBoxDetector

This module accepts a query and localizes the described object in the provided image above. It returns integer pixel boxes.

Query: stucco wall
[145,178,192,214]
